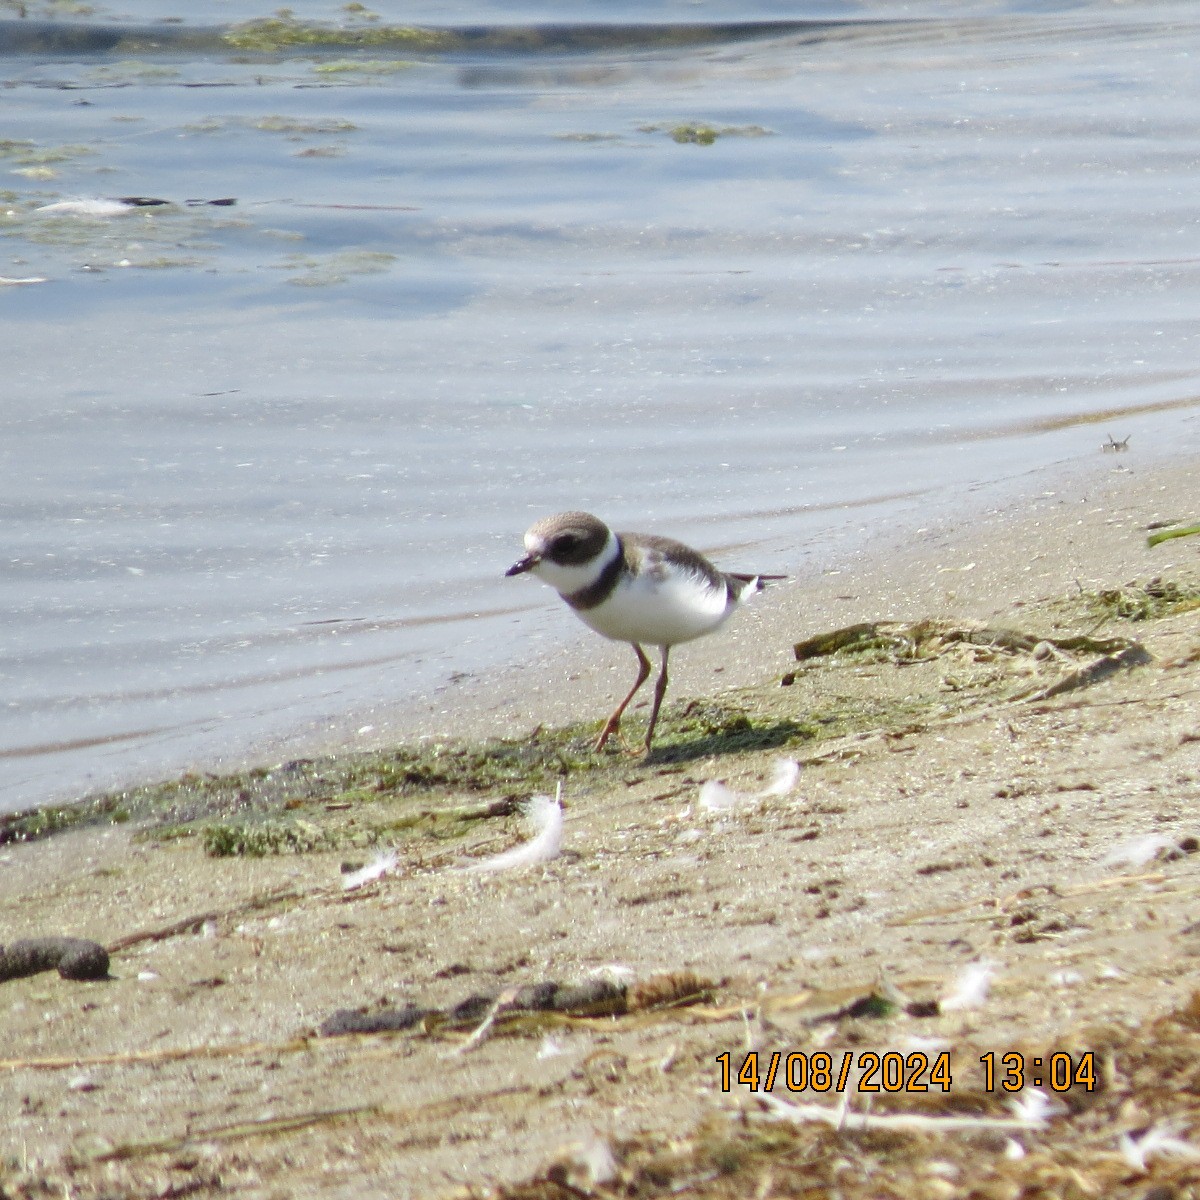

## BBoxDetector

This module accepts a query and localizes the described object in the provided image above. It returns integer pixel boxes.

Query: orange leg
[594,643,651,752]
[642,646,671,754]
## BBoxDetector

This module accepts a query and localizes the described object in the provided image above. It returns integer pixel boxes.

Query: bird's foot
[593,719,648,758]
[620,733,647,758]
[592,718,621,753]
[637,731,661,762]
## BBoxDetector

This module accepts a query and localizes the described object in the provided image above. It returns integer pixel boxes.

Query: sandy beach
[1,447,1198,1199]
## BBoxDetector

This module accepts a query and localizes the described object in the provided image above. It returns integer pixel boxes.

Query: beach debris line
[698,757,800,811]
[789,617,1154,703]
[792,619,1140,665]
[460,781,563,872]
[448,986,524,1055]
[1023,642,1152,702]
[319,972,969,1045]
[1074,576,1200,622]
[91,1104,380,1164]
[198,791,526,860]
[318,968,714,1039]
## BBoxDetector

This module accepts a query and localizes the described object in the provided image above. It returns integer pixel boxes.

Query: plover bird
[506,511,782,754]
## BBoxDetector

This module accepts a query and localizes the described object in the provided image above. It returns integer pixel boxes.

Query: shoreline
[0,444,1198,1196]
[358,440,1198,748]
[4,435,1194,820]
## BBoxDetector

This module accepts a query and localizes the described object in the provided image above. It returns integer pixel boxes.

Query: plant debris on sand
[1,552,1199,1199]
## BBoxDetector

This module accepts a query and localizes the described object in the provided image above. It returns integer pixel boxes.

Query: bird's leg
[594,643,651,752]
[641,646,671,755]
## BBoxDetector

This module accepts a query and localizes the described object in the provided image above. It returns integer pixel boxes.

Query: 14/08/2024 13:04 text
[715,1051,1096,1093]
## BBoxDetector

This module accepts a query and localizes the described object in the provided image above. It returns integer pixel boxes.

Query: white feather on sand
[537,1035,565,1060]
[342,848,398,891]
[463,783,563,873]
[939,960,1000,1011]
[699,758,801,811]
[1119,1120,1200,1172]
[1007,1089,1058,1125]
[1100,833,1178,869]
[900,1033,952,1054]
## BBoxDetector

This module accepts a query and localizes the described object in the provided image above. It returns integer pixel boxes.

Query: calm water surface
[3,0,1200,811]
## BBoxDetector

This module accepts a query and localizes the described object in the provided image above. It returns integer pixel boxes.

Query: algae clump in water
[224,15,453,52]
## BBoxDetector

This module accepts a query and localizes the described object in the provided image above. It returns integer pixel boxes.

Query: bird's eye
[552,534,578,553]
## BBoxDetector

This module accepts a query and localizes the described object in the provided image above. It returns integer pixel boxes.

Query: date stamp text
[715,1050,1096,1094]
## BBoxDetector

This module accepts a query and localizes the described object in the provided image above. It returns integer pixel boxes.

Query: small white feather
[557,1138,618,1189]
[1007,1088,1058,1125]
[761,758,801,796]
[900,1034,952,1054]
[342,848,398,891]
[1119,1121,1200,1172]
[1101,834,1178,869]
[939,960,1000,1011]
[698,780,740,811]
[537,1035,565,1060]
[588,963,637,988]
[698,758,801,811]
[1049,969,1083,987]
[463,784,563,873]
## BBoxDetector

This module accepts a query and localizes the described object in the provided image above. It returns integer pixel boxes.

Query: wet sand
[1,447,1198,1199]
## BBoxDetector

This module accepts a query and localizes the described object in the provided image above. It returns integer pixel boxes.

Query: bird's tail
[727,572,786,601]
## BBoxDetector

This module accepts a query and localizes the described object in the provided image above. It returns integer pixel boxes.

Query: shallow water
[3,1,1200,812]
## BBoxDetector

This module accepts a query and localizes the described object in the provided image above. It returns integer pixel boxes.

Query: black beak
[505,553,539,577]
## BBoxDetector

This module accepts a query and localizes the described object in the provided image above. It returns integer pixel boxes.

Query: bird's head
[505,512,612,588]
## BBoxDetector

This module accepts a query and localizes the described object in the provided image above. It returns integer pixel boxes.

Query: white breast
[579,558,733,647]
